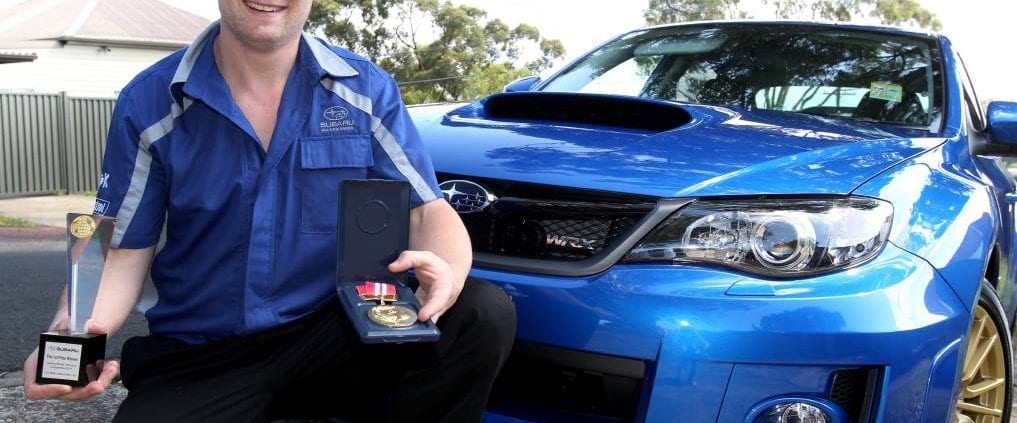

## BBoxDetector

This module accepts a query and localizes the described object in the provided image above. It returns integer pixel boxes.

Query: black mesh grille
[829,368,879,423]
[438,175,656,262]
[490,214,641,261]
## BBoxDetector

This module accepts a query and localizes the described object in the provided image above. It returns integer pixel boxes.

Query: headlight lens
[624,197,892,277]
[750,214,816,271]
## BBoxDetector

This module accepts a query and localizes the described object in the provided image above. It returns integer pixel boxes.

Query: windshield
[541,24,943,128]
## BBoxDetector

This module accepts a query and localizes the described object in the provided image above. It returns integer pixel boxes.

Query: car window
[542,24,944,129]
[578,56,661,96]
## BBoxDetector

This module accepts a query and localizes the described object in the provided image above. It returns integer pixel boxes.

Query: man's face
[218,0,312,50]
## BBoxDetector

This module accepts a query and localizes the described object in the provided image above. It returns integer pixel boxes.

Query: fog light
[766,402,829,423]
[750,397,845,423]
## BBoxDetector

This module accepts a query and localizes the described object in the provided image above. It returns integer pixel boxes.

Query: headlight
[623,197,892,277]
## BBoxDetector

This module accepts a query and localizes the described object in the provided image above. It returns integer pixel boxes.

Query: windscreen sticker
[869,82,903,103]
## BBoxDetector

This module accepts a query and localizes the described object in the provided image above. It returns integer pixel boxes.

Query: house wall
[0,43,179,98]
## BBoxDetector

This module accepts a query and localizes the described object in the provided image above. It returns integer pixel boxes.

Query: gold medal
[69,215,96,239]
[367,304,417,328]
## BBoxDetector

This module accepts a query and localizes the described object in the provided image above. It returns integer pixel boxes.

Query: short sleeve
[365,69,442,207]
[94,94,168,248]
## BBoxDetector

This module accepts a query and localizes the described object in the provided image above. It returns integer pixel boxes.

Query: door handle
[1006,193,1017,203]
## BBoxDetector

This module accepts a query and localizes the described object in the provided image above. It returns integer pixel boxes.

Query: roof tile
[0,0,210,48]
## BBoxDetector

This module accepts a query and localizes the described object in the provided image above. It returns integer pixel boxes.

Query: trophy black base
[338,282,441,344]
[36,331,107,387]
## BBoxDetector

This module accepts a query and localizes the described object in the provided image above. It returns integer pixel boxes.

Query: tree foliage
[645,0,747,23]
[644,0,941,30]
[307,0,565,103]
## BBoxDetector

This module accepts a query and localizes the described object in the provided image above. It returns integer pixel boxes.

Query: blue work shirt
[94,22,442,344]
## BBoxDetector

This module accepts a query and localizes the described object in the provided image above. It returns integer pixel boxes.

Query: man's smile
[243,1,286,13]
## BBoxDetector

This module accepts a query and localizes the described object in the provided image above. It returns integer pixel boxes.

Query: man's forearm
[89,246,155,335]
[409,199,472,286]
[46,287,70,331]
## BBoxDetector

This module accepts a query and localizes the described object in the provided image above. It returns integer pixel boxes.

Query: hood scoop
[482,92,693,132]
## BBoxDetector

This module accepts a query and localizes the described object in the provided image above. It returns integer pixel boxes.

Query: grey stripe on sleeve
[321,78,373,113]
[321,78,437,203]
[111,101,189,247]
[370,117,438,202]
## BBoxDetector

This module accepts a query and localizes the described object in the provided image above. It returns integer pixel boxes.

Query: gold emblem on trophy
[69,215,96,239]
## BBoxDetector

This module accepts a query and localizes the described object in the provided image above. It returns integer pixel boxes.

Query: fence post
[58,91,70,195]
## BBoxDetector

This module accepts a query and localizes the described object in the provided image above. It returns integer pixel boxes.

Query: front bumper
[479,242,969,422]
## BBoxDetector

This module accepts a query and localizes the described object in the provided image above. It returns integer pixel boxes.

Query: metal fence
[0,93,115,198]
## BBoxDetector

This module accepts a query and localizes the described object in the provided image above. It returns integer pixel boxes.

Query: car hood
[410,93,945,198]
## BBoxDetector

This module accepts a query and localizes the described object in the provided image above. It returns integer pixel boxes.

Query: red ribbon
[356,281,398,302]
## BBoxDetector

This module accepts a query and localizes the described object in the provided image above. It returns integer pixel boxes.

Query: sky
[162,0,1016,101]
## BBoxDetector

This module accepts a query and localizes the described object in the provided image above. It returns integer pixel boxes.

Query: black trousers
[112,280,516,423]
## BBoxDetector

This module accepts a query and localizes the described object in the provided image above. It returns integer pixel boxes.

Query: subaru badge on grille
[439,180,497,214]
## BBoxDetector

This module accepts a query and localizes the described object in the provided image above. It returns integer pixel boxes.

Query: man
[21,1,516,421]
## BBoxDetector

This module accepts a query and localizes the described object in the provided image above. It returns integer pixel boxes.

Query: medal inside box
[336,180,440,344]
[338,280,440,343]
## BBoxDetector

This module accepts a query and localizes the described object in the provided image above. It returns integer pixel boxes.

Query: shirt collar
[300,32,359,79]
[169,21,359,106]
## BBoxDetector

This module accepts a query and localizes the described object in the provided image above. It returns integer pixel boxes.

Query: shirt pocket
[299,135,374,233]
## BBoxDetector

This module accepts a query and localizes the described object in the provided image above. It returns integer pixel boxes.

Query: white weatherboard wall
[0,44,178,98]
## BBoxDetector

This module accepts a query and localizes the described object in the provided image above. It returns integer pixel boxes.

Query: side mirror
[987,101,1017,145]
[504,76,541,93]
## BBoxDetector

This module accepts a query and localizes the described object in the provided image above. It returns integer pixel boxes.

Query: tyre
[954,281,1014,423]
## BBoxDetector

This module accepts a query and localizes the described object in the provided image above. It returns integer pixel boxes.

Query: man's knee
[451,279,517,357]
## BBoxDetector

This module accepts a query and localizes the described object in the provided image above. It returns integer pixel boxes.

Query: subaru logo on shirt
[321,106,356,133]
[323,106,349,121]
[439,180,497,214]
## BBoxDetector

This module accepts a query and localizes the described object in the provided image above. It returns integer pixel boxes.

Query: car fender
[854,144,997,313]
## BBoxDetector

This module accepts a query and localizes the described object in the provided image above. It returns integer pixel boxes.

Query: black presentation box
[336,180,440,344]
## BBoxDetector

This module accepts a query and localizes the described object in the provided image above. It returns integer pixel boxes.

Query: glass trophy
[35,213,113,387]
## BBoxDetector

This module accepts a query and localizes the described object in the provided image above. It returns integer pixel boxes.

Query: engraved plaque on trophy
[35,214,113,387]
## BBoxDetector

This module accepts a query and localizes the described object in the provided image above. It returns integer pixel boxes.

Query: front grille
[490,211,643,261]
[439,174,655,262]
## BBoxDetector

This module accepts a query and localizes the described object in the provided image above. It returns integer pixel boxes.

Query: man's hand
[389,250,462,323]
[23,320,119,401]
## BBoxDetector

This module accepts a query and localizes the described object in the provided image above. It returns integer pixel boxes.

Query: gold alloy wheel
[954,305,1008,423]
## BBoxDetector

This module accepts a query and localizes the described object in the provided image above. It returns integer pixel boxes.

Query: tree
[644,0,941,30]
[306,0,565,103]
[645,0,746,24]
[871,0,941,29]
[305,0,397,61]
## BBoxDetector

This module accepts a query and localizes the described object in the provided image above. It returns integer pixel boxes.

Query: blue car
[409,21,1017,423]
